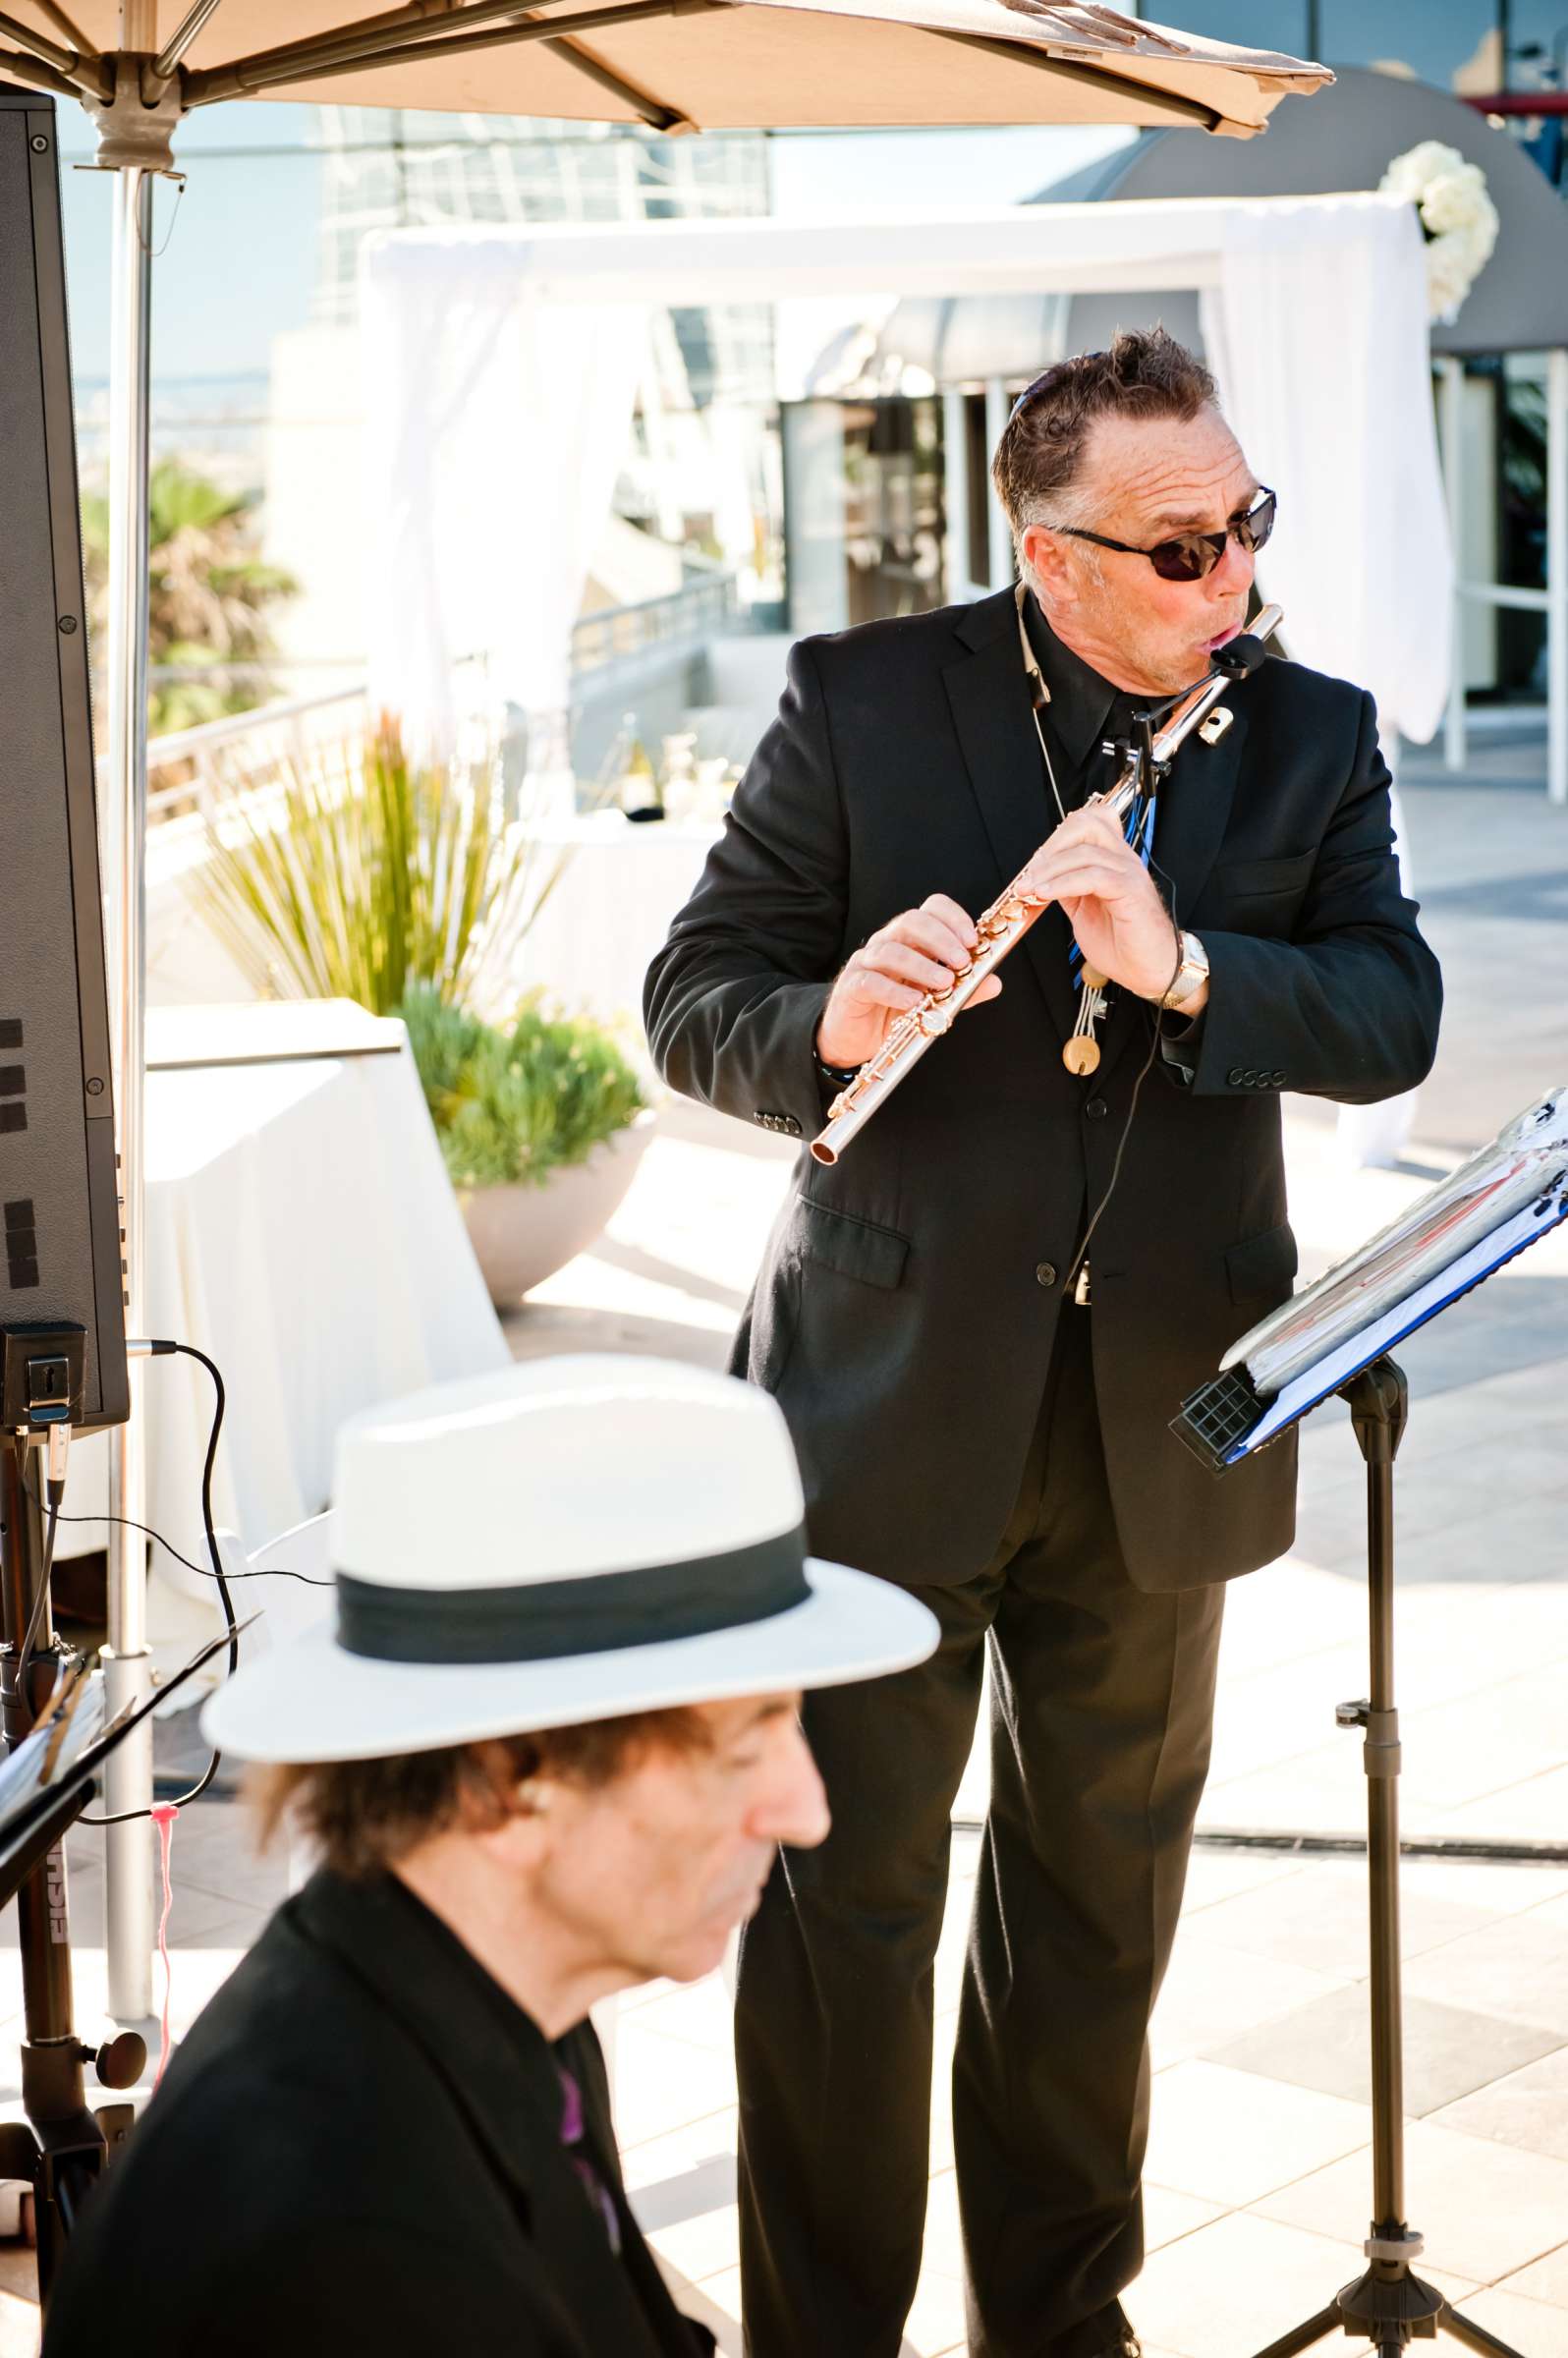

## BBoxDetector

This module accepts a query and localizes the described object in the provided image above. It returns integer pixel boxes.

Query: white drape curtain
[361,230,646,747]
[1201,195,1447,1165]
[1199,193,1451,746]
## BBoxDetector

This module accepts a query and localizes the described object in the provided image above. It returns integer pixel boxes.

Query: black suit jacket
[43,1871,714,2358]
[644,589,1441,1593]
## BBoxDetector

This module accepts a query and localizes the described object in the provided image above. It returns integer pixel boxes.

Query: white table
[510,811,725,1027]
[62,1001,510,1663]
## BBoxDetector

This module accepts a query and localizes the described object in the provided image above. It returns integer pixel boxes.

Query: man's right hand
[815,893,1002,1071]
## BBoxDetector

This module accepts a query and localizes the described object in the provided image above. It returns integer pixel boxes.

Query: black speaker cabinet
[0,92,129,1430]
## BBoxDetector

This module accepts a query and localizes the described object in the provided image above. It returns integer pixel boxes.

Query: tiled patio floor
[0,746,1563,2352]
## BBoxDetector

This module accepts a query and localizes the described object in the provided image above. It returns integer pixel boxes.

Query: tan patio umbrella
[6,5,1326,137]
[0,1,1327,2009]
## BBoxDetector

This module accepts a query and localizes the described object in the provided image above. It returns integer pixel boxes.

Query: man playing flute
[644,329,1441,2358]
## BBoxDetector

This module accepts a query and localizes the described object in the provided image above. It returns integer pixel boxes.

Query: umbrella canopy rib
[0,6,92,77]
[182,0,631,97]
[152,0,230,79]
[918,28,1220,129]
[185,0,717,103]
[523,23,700,132]
[0,36,95,92]
[30,0,89,48]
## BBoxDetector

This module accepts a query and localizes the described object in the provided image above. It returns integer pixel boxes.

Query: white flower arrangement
[1378,140,1500,324]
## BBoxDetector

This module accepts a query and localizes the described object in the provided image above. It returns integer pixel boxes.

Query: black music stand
[1171,1090,1568,2354]
[1197,1360,1525,2355]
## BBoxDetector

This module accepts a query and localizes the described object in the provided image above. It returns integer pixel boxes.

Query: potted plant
[194,719,654,1299]
[398,988,653,1307]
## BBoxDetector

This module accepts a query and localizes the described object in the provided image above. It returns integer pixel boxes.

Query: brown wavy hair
[252,1709,707,1881]
[991,327,1217,547]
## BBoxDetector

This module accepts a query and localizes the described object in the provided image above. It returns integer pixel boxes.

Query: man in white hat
[42,1355,937,2358]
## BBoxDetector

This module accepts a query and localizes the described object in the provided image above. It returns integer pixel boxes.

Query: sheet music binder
[1174,1084,1568,1471]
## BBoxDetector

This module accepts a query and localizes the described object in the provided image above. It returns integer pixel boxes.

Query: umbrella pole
[101,154,154,2026]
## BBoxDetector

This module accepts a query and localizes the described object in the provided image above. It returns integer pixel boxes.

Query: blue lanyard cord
[1068,791,1155,986]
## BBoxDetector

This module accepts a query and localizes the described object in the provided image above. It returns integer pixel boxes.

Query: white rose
[1423,167,1488,234]
[1379,155,1428,203]
[1413,140,1467,181]
[1389,139,1465,195]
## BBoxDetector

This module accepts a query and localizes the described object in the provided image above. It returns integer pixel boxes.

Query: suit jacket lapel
[1092,683,1251,1088]
[941,595,1077,1039]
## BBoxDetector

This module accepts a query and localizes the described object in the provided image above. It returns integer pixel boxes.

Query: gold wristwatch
[1159,930,1209,1013]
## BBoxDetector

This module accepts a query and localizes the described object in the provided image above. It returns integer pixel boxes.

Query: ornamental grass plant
[194,717,568,1018]
[398,985,645,1192]
[195,716,647,1196]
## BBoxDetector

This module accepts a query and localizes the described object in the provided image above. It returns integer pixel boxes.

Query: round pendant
[1080,965,1108,992]
[1062,1037,1101,1077]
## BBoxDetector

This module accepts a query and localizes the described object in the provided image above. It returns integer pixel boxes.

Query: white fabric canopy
[1200,194,1452,746]
[362,195,1450,752]
[361,231,646,743]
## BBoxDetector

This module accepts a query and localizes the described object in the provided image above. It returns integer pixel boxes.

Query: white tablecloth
[513,812,725,1028]
[63,1002,509,1661]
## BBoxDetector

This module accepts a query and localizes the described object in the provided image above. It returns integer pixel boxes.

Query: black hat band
[335,1525,812,1666]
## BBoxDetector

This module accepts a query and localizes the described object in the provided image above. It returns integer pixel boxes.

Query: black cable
[1063,624,1272,1294]
[15,1496,61,1704]
[33,1503,331,1591]
[1062,830,1187,1300]
[83,1341,239,1825]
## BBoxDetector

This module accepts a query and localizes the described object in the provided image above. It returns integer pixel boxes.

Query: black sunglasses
[1053,487,1277,584]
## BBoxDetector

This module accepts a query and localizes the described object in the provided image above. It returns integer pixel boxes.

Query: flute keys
[1062,1036,1101,1077]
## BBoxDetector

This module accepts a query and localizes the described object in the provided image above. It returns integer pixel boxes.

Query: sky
[54,103,1133,388]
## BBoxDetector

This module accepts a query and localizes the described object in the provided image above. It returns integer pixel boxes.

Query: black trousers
[734,1303,1226,2358]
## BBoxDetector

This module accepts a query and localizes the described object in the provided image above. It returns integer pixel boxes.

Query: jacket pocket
[795,1195,912,1290]
[1226,1221,1298,1304]
[1212,850,1316,898]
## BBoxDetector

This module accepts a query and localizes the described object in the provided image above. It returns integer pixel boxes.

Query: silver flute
[810,604,1283,1167]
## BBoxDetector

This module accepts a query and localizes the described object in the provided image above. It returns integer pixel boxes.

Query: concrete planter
[458,1107,656,1309]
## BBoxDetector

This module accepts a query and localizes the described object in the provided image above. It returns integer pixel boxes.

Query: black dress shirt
[1020,590,1204,1071]
[1020,589,1142,811]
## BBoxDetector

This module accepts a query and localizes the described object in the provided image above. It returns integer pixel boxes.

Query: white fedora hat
[203,1353,937,1764]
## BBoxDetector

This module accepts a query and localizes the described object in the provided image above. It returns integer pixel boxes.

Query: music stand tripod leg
[1248,1361,1528,2358]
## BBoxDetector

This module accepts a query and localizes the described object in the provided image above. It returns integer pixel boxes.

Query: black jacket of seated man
[42,1869,715,2358]
[644,585,1442,1598]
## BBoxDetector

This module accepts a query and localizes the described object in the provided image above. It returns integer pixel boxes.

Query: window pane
[1316,2,1501,94]
[1507,0,1568,92]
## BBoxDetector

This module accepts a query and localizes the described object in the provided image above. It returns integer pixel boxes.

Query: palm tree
[81,460,299,737]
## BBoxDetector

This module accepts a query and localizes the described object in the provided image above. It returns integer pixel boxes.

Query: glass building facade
[1147,2,1568,185]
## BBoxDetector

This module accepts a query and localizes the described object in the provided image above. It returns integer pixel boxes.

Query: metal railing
[136,569,745,820]
[571,569,739,675]
[140,681,367,819]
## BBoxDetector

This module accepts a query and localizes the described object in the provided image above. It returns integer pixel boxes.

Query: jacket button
[1241,1069,1258,1087]
[1036,1262,1057,1288]
[784,1116,802,1137]
[1227,1066,1244,1086]
[1086,1096,1108,1120]
[1272,1069,1286,1086]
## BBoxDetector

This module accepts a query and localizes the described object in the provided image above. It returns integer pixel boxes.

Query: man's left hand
[1019,806,1182,1003]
